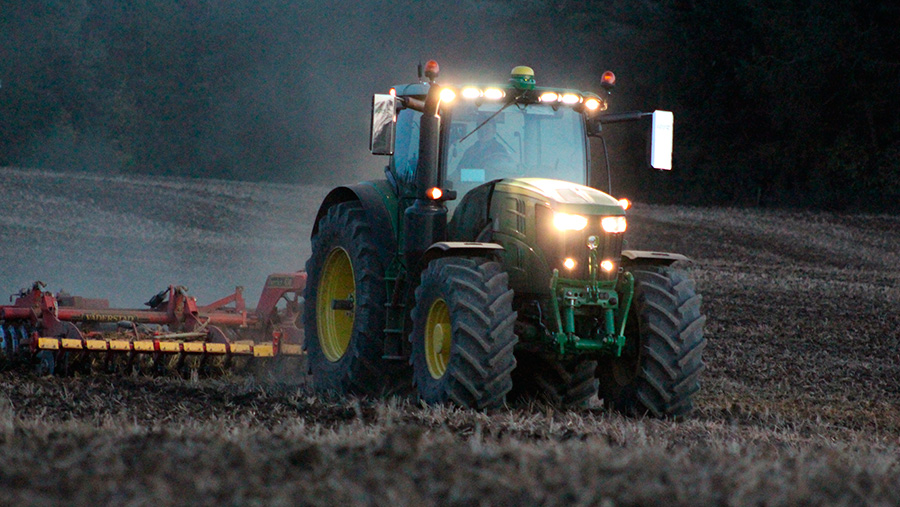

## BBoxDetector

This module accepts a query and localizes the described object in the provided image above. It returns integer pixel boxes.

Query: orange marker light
[424,60,440,80]
[601,71,616,87]
[617,198,631,210]
[428,187,443,200]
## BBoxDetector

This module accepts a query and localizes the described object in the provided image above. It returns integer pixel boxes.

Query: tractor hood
[494,178,624,216]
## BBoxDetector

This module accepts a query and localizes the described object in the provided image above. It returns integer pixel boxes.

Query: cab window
[443,102,587,207]
[392,108,422,186]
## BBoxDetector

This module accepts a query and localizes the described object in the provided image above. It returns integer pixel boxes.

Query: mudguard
[620,249,691,267]
[312,180,400,264]
[422,241,504,266]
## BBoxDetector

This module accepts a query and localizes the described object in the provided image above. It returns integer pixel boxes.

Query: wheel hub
[317,247,355,362]
[425,298,451,379]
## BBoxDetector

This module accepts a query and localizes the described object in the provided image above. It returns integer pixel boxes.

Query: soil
[1,168,899,505]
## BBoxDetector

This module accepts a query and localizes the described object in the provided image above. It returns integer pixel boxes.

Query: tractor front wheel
[597,265,707,418]
[510,353,599,408]
[409,257,517,409]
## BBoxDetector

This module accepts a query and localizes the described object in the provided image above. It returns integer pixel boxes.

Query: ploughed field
[1,167,899,505]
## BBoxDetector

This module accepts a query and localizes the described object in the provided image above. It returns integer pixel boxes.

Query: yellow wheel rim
[425,298,451,379]
[317,247,355,362]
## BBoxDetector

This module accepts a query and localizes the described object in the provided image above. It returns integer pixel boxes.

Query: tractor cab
[442,93,589,204]
[375,64,611,216]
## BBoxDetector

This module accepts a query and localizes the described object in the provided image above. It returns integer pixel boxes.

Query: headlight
[461,87,481,99]
[540,92,559,103]
[601,216,627,233]
[484,88,505,100]
[439,88,456,103]
[553,212,588,231]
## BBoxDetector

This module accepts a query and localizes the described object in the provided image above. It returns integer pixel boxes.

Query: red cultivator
[0,273,306,375]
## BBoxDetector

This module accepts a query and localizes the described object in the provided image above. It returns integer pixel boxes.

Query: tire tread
[599,265,706,418]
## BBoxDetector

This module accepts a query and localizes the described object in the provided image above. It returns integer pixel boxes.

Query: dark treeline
[1,0,898,210]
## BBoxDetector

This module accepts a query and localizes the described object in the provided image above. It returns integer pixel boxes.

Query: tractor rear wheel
[409,257,517,409]
[304,201,407,397]
[510,353,599,408]
[597,265,706,418]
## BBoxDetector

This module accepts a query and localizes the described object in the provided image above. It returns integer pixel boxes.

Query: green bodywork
[487,177,623,290]
[484,178,632,356]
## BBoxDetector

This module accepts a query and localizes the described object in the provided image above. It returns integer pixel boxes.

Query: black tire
[597,265,707,418]
[510,353,599,408]
[35,351,55,376]
[304,201,408,397]
[409,257,517,409]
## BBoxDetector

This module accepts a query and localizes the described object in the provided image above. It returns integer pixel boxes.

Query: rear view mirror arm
[598,111,651,124]
[591,110,674,171]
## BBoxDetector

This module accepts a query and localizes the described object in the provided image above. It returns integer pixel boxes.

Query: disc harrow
[0,272,306,376]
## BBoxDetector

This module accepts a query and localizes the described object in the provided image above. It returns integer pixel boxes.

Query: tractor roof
[389,64,604,106]
[390,81,603,103]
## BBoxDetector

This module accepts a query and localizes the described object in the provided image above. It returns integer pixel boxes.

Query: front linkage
[547,269,634,357]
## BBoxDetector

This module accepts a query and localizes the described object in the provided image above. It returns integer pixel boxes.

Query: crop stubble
[0,170,898,505]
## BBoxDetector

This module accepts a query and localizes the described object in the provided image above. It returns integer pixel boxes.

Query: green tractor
[304,62,706,417]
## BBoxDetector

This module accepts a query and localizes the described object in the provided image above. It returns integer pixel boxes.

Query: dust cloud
[0,168,328,307]
[203,0,615,187]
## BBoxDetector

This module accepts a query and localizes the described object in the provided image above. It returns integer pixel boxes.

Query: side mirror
[370,94,396,155]
[650,110,673,170]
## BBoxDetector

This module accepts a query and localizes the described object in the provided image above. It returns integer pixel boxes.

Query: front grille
[535,204,623,280]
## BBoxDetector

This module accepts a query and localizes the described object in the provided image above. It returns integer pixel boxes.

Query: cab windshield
[443,101,587,198]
